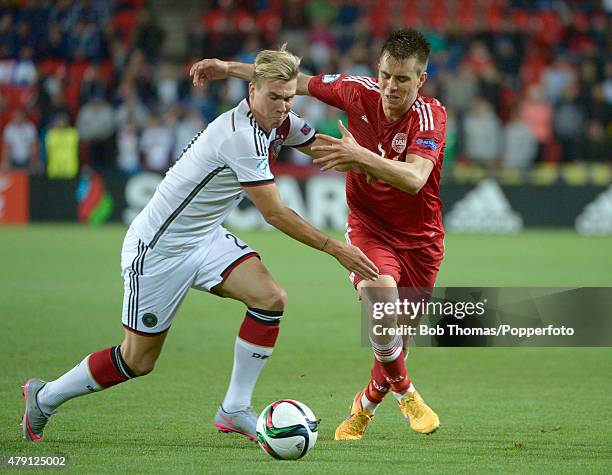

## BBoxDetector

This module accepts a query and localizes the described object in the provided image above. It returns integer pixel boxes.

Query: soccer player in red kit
[191,29,445,440]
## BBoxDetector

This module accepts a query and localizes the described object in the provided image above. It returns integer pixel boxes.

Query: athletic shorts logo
[142,313,158,328]
[415,137,438,150]
[322,74,340,83]
[392,133,408,153]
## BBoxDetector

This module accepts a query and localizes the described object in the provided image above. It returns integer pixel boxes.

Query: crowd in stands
[0,0,609,179]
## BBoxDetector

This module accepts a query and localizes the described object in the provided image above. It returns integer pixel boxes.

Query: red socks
[238,308,283,347]
[88,346,135,389]
[365,355,411,404]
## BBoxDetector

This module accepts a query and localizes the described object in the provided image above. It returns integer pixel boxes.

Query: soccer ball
[256,399,318,460]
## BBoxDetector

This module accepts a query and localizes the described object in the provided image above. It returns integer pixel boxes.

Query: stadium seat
[40,59,67,77]
[113,10,139,44]
[232,10,255,34]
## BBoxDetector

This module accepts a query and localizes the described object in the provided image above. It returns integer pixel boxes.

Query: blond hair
[252,44,300,87]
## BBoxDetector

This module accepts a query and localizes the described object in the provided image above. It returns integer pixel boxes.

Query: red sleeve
[307,74,358,110]
[406,100,447,165]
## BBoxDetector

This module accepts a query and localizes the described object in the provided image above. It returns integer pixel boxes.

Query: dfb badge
[142,313,158,328]
[391,133,407,153]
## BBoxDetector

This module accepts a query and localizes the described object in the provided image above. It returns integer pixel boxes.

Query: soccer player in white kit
[22,47,378,442]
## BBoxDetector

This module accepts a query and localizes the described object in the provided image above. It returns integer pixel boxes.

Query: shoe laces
[349,412,372,431]
[404,394,424,419]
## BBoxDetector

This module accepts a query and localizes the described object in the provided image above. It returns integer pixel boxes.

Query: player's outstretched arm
[311,120,434,194]
[190,59,313,95]
[297,138,361,172]
[244,182,378,280]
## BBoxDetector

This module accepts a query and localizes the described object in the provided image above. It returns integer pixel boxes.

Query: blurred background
[1,3,611,466]
[0,0,610,233]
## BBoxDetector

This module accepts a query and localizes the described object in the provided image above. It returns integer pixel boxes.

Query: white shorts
[120,225,258,335]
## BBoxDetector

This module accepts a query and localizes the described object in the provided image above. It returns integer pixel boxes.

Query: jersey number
[225,233,248,250]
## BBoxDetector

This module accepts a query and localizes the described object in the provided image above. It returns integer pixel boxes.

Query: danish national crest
[391,133,407,153]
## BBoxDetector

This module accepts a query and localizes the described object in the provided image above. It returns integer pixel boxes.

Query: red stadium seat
[39,59,67,77]
[427,9,449,32]
[534,10,563,46]
[368,7,389,38]
[256,10,281,43]
[0,84,36,110]
[200,9,226,32]
[511,9,530,32]
[232,10,255,34]
[113,10,139,44]
[484,7,503,33]
[457,8,477,32]
[65,60,92,112]
[97,61,114,83]
[519,54,547,88]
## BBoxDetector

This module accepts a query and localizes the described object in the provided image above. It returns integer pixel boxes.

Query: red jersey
[308,74,447,249]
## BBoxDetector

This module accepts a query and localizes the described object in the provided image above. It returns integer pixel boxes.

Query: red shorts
[345,224,444,288]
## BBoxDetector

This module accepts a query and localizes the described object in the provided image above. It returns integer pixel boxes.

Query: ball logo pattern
[256,400,318,460]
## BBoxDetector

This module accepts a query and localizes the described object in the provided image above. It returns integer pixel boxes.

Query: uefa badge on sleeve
[321,74,341,83]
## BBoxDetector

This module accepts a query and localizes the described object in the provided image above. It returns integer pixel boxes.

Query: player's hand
[189,58,230,87]
[311,120,365,172]
[325,239,379,281]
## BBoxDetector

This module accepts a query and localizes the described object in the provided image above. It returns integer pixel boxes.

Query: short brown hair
[252,44,300,87]
[380,29,431,73]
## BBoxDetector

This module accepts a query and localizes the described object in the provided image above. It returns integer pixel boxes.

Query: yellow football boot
[334,390,373,440]
[398,390,440,434]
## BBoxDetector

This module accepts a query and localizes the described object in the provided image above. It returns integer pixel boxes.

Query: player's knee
[256,285,287,311]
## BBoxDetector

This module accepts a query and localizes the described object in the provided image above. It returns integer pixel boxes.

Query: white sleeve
[218,129,275,186]
[283,111,316,147]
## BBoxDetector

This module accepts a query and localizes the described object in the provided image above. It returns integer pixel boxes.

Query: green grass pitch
[1,225,611,473]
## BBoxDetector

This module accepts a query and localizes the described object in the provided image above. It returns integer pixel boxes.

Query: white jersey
[131,99,316,254]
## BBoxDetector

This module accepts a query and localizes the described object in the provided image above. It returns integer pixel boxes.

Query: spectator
[184,82,218,124]
[116,115,140,174]
[38,23,69,61]
[140,114,173,172]
[519,85,553,162]
[134,10,165,63]
[155,62,181,108]
[12,20,34,57]
[442,108,459,171]
[0,13,15,58]
[12,46,36,86]
[463,97,502,167]
[1,109,40,173]
[441,62,479,116]
[80,64,109,104]
[502,108,538,169]
[602,61,612,104]
[39,89,71,132]
[173,107,205,161]
[587,84,611,124]
[76,94,116,170]
[542,56,576,105]
[115,83,149,131]
[554,82,587,162]
[582,120,610,162]
[45,112,79,179]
